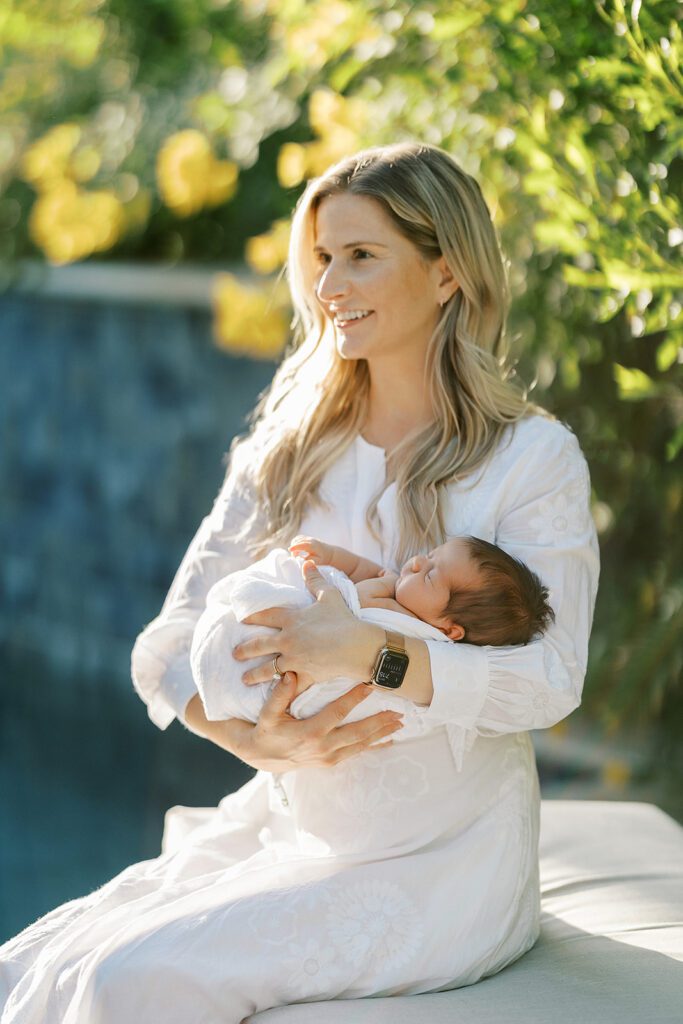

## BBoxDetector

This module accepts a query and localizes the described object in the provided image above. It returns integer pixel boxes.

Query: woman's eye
[316,252,331,264]
[353,249,372,259]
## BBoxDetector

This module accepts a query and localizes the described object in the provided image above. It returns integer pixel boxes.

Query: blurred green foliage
[1,0,681,743]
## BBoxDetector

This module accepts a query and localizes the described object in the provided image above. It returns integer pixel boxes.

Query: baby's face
[394,538,480,632]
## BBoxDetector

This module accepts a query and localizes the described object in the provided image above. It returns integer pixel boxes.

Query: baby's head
[394,536,555,646]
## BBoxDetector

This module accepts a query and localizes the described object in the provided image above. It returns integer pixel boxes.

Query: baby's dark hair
[442,536,555,646]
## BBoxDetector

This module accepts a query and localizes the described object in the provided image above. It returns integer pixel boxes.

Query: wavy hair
[230,141,545,566]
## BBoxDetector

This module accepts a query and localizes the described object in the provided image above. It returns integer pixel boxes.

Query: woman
[0,142,599,1022]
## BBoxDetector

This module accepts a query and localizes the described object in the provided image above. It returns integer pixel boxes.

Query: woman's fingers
[302,559,334,601]
[240,657,288,686]
[311,683,404,744]
[259,673,297,719]
[233,627,281,664]
[241,607,291,629]
[330,736,396,764]
[332,709,404,750]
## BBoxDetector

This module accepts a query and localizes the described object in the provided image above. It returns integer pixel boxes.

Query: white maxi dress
[0,414,599,1024]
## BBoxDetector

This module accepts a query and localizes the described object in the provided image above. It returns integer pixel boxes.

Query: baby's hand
[288,535,333,565]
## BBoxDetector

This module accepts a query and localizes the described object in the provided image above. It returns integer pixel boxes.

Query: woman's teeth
[334,310,372,325]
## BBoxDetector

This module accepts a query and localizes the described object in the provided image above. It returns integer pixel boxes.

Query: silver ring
[272,654,283,679]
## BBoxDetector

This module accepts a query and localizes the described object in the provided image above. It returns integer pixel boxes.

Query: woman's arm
[420,422,600,735]
[131,461,265,729]
[236,422,599,740]
[132,458,404,764]
[183,677,404,771]
[235,564,433,701]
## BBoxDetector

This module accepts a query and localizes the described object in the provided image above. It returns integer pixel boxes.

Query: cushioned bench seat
[248,800,683,1023]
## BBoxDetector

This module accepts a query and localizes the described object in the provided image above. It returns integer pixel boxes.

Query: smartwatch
[370,630,409,690]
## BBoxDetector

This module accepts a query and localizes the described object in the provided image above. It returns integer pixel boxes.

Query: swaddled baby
[190,534,554,740]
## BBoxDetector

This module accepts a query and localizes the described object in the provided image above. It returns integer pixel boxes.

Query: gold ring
[272,654,283,679]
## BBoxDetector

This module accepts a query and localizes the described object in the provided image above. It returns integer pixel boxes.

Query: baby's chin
[395,588,431,624]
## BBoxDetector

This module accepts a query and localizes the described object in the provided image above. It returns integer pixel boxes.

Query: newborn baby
[289,534,554,646]
[190,534,554,741]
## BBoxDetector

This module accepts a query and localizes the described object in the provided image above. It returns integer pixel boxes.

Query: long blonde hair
[230,141,543,565]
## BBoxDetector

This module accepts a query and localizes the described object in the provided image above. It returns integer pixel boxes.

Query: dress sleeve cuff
[160,663,199,727]
[424,639,490,730]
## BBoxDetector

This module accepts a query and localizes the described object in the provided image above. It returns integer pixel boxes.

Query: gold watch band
[385,630,405,653]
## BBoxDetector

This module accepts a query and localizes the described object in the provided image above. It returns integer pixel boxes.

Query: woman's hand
[186,677,404,772]
[239,674,403,771]
[233,561,382,688]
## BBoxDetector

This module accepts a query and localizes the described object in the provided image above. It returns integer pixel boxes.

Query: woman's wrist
[354,630,434,705]
[345,620,386,681]
[184,693,251,758]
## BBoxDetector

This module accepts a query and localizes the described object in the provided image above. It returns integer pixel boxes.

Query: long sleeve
[131,461,266,729]
[424,420,599,746]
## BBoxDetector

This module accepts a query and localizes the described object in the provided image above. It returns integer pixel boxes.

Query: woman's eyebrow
[313,240,388,252]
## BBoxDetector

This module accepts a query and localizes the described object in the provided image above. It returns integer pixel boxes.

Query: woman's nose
[316,263,350,304]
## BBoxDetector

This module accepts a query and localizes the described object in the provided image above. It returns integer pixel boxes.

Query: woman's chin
[335,335,369,361]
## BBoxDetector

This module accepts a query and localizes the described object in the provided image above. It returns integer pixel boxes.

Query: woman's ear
[436,255,459,304]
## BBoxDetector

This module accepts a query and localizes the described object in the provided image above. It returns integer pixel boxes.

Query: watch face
[374,650,408,689]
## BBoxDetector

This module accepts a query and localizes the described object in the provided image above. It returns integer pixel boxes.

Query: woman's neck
[362,371,435,452]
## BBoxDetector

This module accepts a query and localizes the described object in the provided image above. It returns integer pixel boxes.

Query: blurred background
[1,0,681,943]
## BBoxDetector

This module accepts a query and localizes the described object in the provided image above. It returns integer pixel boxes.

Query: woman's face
[313,193,451,365]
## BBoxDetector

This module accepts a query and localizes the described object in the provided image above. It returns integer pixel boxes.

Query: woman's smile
[313,193,447,367]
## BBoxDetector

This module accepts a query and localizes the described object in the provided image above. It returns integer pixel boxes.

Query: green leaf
[533,219,588,255]
[656,336,681,372]
[613,363,659,400]
[666,423,683,461]
[603,261,683,291]
[430,11,483,41]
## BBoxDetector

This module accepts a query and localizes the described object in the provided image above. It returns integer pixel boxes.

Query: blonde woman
[0,143,599,1023]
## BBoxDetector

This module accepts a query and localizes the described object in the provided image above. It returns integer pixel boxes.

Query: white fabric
[0,415,600,1022]
[247,801,683,1023]
[191,546,454,744]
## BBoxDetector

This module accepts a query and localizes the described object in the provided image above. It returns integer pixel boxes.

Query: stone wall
[1,272,274,693]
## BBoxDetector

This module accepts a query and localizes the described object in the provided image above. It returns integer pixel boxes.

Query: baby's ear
[441,620,465,642]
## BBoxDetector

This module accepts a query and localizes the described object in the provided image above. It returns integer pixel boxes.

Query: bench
[249,801,683,1023]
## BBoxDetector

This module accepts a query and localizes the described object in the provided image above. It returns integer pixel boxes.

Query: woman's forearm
[184,693,251,757]
[350,621,435,706]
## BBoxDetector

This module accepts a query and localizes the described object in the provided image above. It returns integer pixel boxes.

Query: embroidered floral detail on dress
[323,879,423,971]
[281,939,340,999]
[247,900,299,946]
[378,755,430,801]
[529,493,586,545]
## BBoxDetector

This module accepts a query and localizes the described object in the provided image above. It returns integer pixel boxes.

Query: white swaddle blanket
[190,547,453,741]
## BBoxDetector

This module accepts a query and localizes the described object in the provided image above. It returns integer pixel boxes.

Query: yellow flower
[156,130,238,217]
[70,145,101,183]
[212,272,290,361]
[309,88,369,139]
[245,219,291,275]
[277,142,307,188]
[21,124,81,189]
[276,91,369,190]
[29,179,123,264]
[284,0,357,70]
